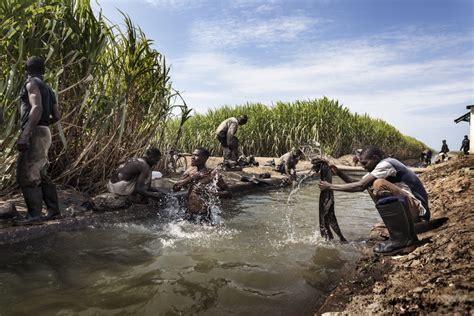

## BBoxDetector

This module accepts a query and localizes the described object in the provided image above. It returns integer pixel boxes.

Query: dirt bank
[318,156,473,315]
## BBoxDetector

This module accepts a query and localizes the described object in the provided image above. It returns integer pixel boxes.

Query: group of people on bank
[420,137,470,166]
[4,56,463,256]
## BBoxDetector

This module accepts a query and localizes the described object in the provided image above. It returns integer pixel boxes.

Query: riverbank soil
[318,155,473,315]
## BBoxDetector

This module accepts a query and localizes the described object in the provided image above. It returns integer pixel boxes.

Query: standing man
[173,147,231,224]
[437,140,450,162]
[16,56,61,224]
[460,135,470,155]
[0,107,4,125]
[215,115,248,167]
[318,146,429,255]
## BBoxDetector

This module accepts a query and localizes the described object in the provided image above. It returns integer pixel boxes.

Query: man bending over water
[275,148,304,183]
[108,148,165,203]
[318,146,430,255]
[173,147,231,223]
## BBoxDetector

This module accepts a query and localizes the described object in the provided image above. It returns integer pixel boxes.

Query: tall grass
[164,98,426,159]
[0,0,184,193]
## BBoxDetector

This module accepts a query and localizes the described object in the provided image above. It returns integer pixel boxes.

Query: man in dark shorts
[319,146,430,255]
[173,147,231,224]
[16,57,61,225]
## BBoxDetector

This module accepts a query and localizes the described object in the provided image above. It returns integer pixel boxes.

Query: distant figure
[173,147,231,223]
[420,149,433,166]
[425,149,432,165]
[460,135,470,155]
[352,148,362,166]
[440,140,449,154]
[15,56,61,225]
[275,148,304,183]
[215,115,248,167]
[108,148,165,202]
[436,140,450,163]
[318,146,430,255]
[0,107,3,125]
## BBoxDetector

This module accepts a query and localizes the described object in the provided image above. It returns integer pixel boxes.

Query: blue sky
[93,0,473,149]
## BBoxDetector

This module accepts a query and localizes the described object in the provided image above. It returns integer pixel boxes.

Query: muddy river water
[0,179,379,315]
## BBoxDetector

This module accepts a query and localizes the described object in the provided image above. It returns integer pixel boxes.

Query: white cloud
[170,30,473,147]
[99,0,203,9]
[190,15,318,49]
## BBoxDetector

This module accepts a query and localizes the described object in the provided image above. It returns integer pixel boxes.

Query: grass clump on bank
[164,98,426,159]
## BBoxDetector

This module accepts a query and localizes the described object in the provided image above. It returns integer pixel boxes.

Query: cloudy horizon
[93,0,473,149]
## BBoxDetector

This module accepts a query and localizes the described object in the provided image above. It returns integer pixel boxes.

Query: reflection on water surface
[0,179,379,315]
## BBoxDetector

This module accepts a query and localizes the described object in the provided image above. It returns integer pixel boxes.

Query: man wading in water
[16,57,61,225]
[173,148,231,224]
[318,146,430,255]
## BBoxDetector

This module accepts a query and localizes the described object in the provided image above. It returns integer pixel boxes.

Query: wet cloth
[16,126,52,187]
[107,180,136,196]
[363,158,429,220]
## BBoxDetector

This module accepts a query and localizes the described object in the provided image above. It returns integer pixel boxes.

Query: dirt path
[318,156,473,315]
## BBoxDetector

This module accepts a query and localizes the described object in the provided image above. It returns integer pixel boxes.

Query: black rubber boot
[15,186,43,225]
[374,198,418,255]
[41,183,61,220]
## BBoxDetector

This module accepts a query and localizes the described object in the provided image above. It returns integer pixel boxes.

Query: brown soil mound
[318,156,473,315]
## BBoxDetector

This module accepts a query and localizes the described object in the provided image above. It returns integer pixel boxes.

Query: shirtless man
[173,147,231,223]
[108,148,165,202]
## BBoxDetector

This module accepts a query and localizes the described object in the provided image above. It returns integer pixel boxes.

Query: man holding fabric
[318,146,430,255]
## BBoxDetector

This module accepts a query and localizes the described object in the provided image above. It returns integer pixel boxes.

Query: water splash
[284,170,316,242]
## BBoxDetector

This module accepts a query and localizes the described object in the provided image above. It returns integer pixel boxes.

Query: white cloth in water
[152,171,162,179]
[107,180,136,196]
